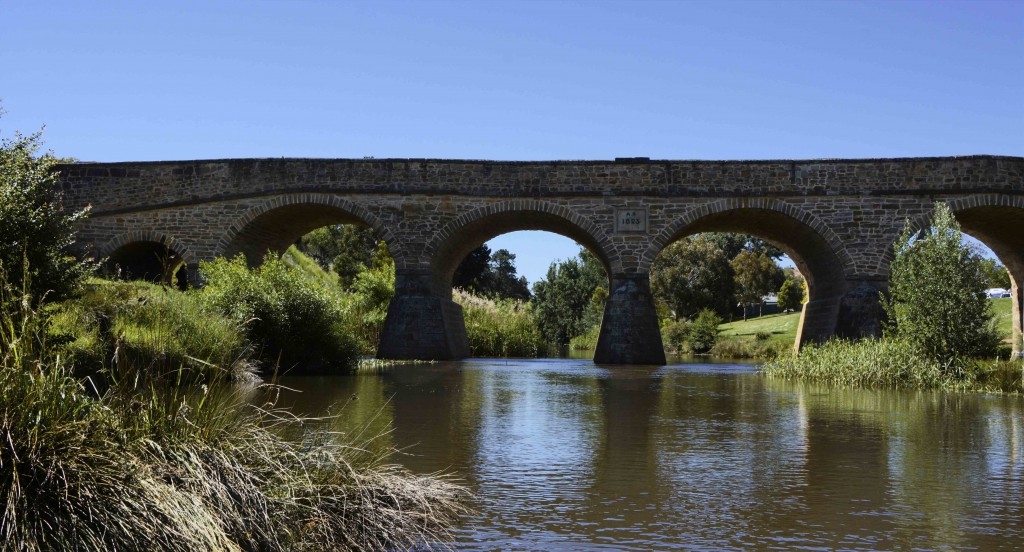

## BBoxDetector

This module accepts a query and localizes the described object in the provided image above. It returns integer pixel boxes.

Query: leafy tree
[884,203,1000,369]
[298,225,379,289]
[453,244,492,292]
[0,114,89,302]
[488,248,531,301]
[532,254,602,346]
[731,249,784,320]
[703,233,784,260]
[978,257,1011,290]
[651,235,735,319]
[453,245,532,301]
[777,277,805,312]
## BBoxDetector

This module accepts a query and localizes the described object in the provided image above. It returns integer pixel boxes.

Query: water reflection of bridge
[282,361,1024,548]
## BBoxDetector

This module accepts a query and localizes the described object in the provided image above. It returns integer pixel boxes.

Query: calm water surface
[276,359,1024,551]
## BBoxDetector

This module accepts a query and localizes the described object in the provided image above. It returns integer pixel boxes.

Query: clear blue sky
[2,0,1021,284]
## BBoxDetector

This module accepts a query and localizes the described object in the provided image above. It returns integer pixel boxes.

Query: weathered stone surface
[594,275,665,365]
[835,281,887,340]
[56,155,1024,363]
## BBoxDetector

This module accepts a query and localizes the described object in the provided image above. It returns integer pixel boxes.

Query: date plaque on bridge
[615,208,648,233]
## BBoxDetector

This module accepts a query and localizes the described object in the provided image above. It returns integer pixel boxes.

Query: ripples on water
[276,358,1024,551]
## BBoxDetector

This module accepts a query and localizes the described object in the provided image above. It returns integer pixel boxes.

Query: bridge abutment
[377,269,471,361]
[594,273,666,365]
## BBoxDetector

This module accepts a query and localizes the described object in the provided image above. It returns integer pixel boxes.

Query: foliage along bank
[763,203,1022,393]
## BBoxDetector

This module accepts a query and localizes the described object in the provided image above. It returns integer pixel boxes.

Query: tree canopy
[532,250,605,346]
[298,225,378,289]
[651,235,735,320]
[453,244,531,300]
[731,249,785,320]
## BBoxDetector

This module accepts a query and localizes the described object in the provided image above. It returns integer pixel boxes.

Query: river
[275,359,1023,551]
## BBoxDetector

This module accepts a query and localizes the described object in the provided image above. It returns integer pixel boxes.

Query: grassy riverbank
[2,268,467,550]
[709,298,1015,361]
[761,338,1023,393]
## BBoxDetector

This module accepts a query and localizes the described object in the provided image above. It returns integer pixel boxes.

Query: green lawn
[718,311,801,344]
[718,298,1015,347]
[991,297,1013,342]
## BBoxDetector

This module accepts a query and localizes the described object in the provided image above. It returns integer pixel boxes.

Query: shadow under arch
[893,195,1024,354]
[426,200,619,295]
[215,194,403,267]
[648,200,857,348]
[99,230,196,288]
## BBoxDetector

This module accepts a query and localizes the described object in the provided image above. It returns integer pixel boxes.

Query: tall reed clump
[454,288,548,357]
[198,254,361,374]
[46,279,254,380]
[709,337,789,360]
[569,323,601,351]
[760,338,968,390]
[1,276,468,551]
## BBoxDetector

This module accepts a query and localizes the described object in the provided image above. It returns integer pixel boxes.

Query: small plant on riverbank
[342,243,395,355]
[711,337,789,360]
[455,288,547,357]
[569,323,601,351]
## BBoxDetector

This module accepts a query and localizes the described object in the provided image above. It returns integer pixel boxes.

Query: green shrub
[688,309,723,354]
[198,254,360,374]
[660,319,689,354]
[755,330,772,341]
[455,288,547,357]
[777,278,804,312]
[344,255,395,355]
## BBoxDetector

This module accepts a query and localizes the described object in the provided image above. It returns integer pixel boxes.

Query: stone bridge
[57,156,1024,365]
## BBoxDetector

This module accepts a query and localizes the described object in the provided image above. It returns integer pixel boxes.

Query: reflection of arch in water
[896,195,1024,354]
[215,194,402,267]
[426,200,617,295]
[647,199,854,348]
[100,230,194,288]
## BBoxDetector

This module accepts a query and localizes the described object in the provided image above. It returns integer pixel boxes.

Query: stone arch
[98,230,197,266]
[214,193,403,267]
[646,198,855,346]
[98,230,196,287]
[426,200,619,294]
[645,198,854,276]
